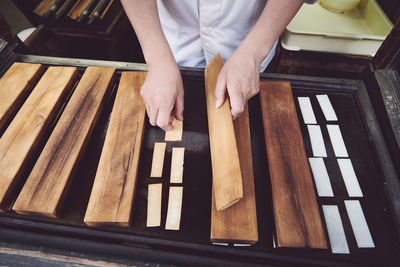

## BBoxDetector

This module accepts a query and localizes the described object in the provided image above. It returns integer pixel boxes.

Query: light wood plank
[13,66,115,218]
[150,142,166,178]
[0,63,43,133]
[33,0,56,16]
[170,147,184,183]
[0,66,78,211]
[165,117,183,141]
[259,81,327,248]
[204,54,243,211]
[84,71,146,226]
[68,0,91,20]
[165,186,183,230]
[147,183,162,227]
[211,103,258,244]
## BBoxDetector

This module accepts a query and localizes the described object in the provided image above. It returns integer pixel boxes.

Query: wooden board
[147,183,162,227]
[150,142,166,178]
[84,71,146,226]
[165,186,183,230]
[68,0,91,20]
[259,81,327,249]
[13,67,115,218]
[0,66,78,211]
[165,117,183,141]
[210,103,258,244]
[33,0,56,16]
[170,147,184,183]
[0,63,43,133]
[204,54,243,211]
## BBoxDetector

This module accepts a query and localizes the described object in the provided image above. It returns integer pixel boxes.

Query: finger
[228,86,245,120]
[215,73,227,108]
[157,107,173,131]
[174,89,184,121]
[149,106,158,127]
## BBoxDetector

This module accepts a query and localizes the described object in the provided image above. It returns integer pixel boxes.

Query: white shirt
[157,0,315,71]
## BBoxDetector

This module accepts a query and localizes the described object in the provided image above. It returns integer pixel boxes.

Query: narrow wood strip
[165,186,183,230]
[308,157,334,197]
[0,63,43,133]
[147,183,162,227]
[204,54,243,211]
[68,0,91,20]
[337,159,363,197]
[13,66,115,218]
[316,94,338,121]
[322,205,350,254]
[34,0,56,16]
[307,125,327,157]
[327,124,348,157]
[150,142,166,178]
[297,97,317,124]
[259,81,327,248]
[170,147,184,183]
[165,117,183,141]
[99,0,114,19]
[84,71,146,226]
[210,103,258,244]
[0,66,78,211]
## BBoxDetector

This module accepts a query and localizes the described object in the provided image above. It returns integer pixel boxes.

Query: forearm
[238,0,304,64]
[120,0,176,69]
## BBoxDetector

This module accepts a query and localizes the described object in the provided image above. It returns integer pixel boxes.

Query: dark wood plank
[259,81,327,248]
[84,71,146,226]
[13,66,115,218]
[211,103,258,244]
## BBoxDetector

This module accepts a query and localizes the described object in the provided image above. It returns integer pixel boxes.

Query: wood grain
[259,81,327,249]
[204,54,243,211]
[0,66,78,211]
[0,63,43,133]
[84,71,146,226]
[33,0,56,16]
[68,0,91,20]
[147,183,162,227]
[13,66,115,218]
[170,147,184,184]
[211,103,258,244]
[150,142,166,178]
[165,186,183,230]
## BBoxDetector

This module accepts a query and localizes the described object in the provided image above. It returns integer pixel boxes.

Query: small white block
[317,94,338,121]
[298,97,317,124]
[322,205,350,254]
[327,125,348,157]
[307,125,327,157]
[345,200,375,248]
[308,157,334,197]
[337,159,363,197]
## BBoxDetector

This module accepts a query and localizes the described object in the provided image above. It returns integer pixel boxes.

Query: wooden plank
[210,103,258,244]
[165,117,183,141]
[0,66,78,211]
[33,0,56,16]
[204,54,243,211]
[84,71,146,226]
[68,0,91,20]
[259,81,327,248]
[0,63,43,133]
[165,186,183,230]
[170,147,184,183]
[150,142,166,178]
[147,183,162,227]
[13,66,115,218]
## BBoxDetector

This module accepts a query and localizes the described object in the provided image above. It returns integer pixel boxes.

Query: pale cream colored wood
[147,183,162,227]
[165,186,183,230]
[13,67,115,218]
[204,54,243,211]
[170,147,184,184]
[84,71,146,227]
[150,142,166,178]
[0,66,78,211]
[165,117,183,141]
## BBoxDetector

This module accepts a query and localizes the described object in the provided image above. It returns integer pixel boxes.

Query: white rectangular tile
[322,205,350,254]
[317,94,338,121]
[327,125,348,157]
[307,125,327,157]
[298,97,317,124]
[308,157,334,197]
[337,159,363,197]
[345,200,375,248]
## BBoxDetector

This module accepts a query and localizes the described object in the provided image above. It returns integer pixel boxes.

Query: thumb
[215,73,227,108]
[174,89,184,121]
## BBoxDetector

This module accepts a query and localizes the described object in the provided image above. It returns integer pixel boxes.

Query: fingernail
[215,100,221,108]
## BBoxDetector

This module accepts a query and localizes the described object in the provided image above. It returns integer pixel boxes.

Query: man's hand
[141,62,184,131]
[215,48,261,120]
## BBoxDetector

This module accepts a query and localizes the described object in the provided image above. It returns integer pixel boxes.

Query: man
[121,0,314,130]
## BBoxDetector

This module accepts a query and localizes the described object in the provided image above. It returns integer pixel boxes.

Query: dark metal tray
[0,53,399,266]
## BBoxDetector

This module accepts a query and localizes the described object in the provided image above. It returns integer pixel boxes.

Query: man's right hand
[141,62,184,131]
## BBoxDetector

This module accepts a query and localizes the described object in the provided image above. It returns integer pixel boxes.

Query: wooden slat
[0,63,43,133]
[210,103,258,244]
[204,54,243,211]
[33,0,56,16]
[13,67,115,218]
[68,0,91,20]
[147,183,162,227]
[150,142,166,178]
[259,81,327,248]
[0,67,78,211]
[165,117,183,141]
[165,186,183,230]
[84,71,146,226]
[170,147,184,183]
